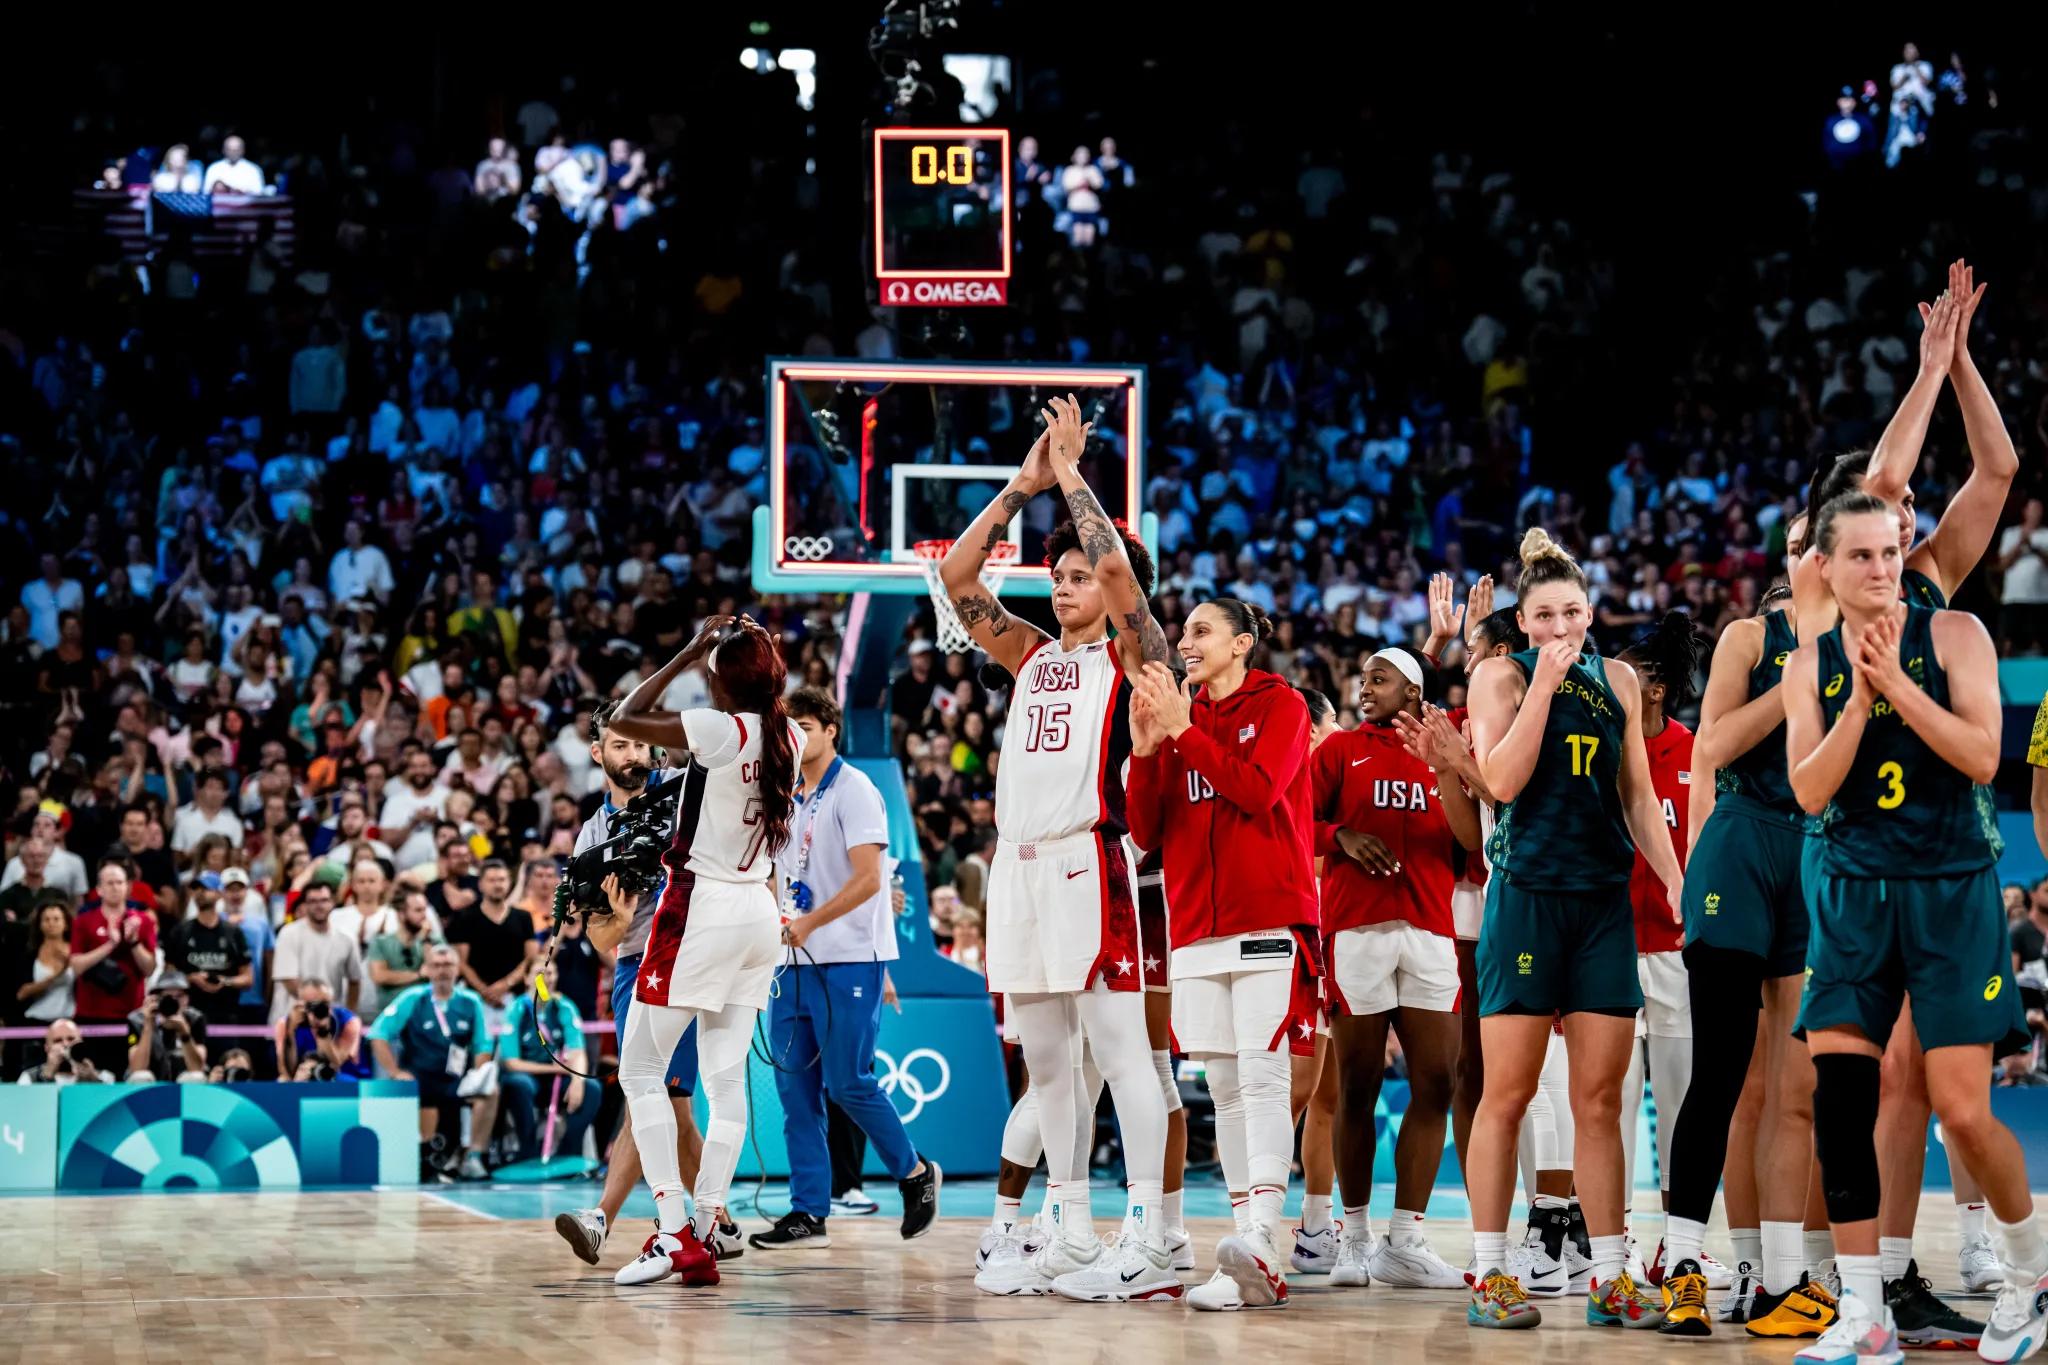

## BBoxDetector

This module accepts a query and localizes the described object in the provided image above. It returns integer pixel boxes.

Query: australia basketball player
[1128,600,1322,1311]
[1784,492,2048,1364]
[1791,264,2018,1343]
[1463,529,1682,1332]
[941,396,1179,1302]
[1312,647,1479,1290]
[604,617,802,1288]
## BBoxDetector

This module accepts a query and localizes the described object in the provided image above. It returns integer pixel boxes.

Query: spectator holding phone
[166,887,253,1025]
[276,978,368,1080]
[127,972,209,1081]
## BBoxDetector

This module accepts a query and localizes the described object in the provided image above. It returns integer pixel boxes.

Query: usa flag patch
[1678,771,1691,784]
[1239,724,1257,742]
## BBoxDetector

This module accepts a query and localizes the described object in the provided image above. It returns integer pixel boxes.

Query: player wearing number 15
[939,396,1181,1303]
[1462,528,1682,1332]
[1784,493,2048,1364]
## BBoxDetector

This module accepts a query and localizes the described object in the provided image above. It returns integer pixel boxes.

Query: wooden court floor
[0,1191,2022,1363]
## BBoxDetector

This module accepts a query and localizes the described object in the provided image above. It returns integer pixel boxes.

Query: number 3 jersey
[1310,723,1461,939]
[1487,648,1632,892]
[994,638,1134,844]
[1815,604,2001,878]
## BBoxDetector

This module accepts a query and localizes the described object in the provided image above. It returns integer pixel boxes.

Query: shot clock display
[870,126,1011,307]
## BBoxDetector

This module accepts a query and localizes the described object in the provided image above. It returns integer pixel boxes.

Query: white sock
[1164,1188,1185,1235]
[1390,1208,1426,1249]
[1958,1201,1988,1245]
[1230,1195,1251,1237]
[1474,1230,1509,1275]
[1302,1193,1332,1235]
[1803,1228,1836,1273]
[1879,1236,1913,1283]
[1249,1182,1286,1235]
[1343,1205,1370,1242]
[1663,1214,1708,1271]
[1992,1211,2048,1286]
[1838,1252,1883,1306]
[1590,1233,1628,1286]
[1127,1179,1164,1243]
[991,1195,1022,1233]
[1763,1221,1805,1294]
[1531,1192,1569,1213]
[1730,1226,1762,1277]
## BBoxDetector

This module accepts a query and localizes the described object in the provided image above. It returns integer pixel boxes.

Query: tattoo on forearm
[952,592,1014,637]
[1122,610,1172,665]
[1063,487,1121,568]
[979,490,1032,553]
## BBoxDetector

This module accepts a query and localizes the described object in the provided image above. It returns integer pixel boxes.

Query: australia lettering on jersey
[1823,654,1927,722]
[1552,676,1616,718]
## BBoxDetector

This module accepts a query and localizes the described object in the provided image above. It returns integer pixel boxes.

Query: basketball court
[8,1187,2021,1361]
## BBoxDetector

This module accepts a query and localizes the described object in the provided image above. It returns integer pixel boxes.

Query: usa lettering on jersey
[1373,779,1431,811]
[996,640,1132,844]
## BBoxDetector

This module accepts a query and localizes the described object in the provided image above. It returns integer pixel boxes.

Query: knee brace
[1236,1049,1294,1190]
[1153,1050,1182,1115]
[1001,1086,1044,1168]
[1812,1052,1882,1225]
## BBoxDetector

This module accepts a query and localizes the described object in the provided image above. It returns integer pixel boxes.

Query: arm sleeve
[1125,750,1173,854]
[1310,741,1344,858]
[1168,690,1310,815]
[679,709,744,770]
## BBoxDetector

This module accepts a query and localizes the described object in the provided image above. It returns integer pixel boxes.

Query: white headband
[1366,647,1424,691]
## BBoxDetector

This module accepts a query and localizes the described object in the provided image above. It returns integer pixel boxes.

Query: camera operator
[15,1019,113,1085]
[207,1048,257,1084]
[275,978,369,1081]
[126,972,209,1081]
[552,699,709,1266]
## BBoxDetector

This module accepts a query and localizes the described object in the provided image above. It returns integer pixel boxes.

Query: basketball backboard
[754,359,1151,597]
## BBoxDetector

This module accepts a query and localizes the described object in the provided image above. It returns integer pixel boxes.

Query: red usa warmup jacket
[1629,719,1693,955]
[1126,668,1320,947]
[1311,723,1461,939]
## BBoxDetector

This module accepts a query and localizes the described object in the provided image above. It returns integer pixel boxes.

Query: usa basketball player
[604,617,802,1288]
[939,396,1179,1301]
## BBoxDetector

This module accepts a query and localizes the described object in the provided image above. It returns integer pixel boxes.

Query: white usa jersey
[995,638,1134,843]
[658,709,807,886]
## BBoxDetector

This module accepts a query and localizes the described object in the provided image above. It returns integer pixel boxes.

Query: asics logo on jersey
[873,1047,951,1122]
[1516,952,1533,975]
[1774,650,1791,666]
[1986,976,2003,1001]
[1825,673,1845,698]
[1703,892,1721,914]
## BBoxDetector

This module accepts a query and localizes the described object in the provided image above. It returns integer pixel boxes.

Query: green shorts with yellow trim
[1477,878,1643,1018]
[1795,866,2025,1052]
[1683,806,1808,978]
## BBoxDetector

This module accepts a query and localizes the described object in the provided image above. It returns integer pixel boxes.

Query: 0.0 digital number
[910,145,975,186]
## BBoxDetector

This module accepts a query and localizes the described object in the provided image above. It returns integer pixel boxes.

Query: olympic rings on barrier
[872,1046,951,1123]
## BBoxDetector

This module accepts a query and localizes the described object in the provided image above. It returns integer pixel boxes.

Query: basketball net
[913,539,1018,654]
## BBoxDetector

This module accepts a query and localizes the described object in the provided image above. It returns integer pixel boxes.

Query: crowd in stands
[10,37,2048,1127]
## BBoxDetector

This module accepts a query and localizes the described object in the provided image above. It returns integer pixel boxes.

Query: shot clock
[870,126,1011,307]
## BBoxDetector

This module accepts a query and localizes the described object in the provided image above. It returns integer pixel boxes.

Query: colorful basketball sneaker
[1656,1259,1713,1338]
[1792,1287,1902,1365]
[1469,1269,1542,1329]
[1587,1270,1666,1328]
[1978,1272,2048,1364]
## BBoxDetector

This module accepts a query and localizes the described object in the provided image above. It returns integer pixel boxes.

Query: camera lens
[309,999,331,1020]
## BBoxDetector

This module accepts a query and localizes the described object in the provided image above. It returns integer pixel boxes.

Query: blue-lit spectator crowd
[7,38,2048,1152]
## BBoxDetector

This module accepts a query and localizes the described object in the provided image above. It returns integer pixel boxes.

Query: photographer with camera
[208,1048,257,1084]
[275,978,369,1081]
[15,1019,113,1085]
[552,698,709,1267]
[126,972,209,1081]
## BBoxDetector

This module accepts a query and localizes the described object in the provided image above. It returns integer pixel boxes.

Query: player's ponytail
[1621,611,1705,710]
[1804,449,1871,547]
[1517,526,1586,593]
[708,621,797,856]
[1211,597,1273,645]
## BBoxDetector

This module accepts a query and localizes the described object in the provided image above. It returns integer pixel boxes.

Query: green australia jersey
[1901,566,1946,611]
[1715,609,1804,825]
[1488,648,1634,891]
[1815,603,2001,878]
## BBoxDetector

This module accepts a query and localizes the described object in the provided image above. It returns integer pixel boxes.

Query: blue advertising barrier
[0,1081,419,1191]
[708,996,1006,1179]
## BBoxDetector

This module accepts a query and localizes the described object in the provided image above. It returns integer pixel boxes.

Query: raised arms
[1042,394,1170,671]
[937,431,1053,676]
[1914,260,2014,598]
[605,616,731,750]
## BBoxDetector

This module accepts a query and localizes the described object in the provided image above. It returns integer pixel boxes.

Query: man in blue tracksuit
[753,687,941,1249]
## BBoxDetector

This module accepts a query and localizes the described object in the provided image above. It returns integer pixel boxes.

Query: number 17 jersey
[1487,649,1632,892]
[995,638,1134,843]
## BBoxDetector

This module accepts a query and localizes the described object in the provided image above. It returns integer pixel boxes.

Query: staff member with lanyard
[750,687,941,1249]
[554,701,711,1266]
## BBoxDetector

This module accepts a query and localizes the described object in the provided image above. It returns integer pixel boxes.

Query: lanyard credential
[793,757,844,881]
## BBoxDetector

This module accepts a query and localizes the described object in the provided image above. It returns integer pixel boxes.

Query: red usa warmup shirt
[1126,669,1319,949]
[1629,718,1693,954]
[1310,722,1460,939]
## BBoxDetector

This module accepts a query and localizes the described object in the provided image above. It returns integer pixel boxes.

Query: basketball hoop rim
[912,538,1019,564]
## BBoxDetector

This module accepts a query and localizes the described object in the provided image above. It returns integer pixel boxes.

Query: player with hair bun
[1462,528,1682,1332]
[1128,597,1322,1311]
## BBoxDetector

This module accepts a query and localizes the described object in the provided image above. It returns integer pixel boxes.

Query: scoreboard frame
[870,125,1012,307]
